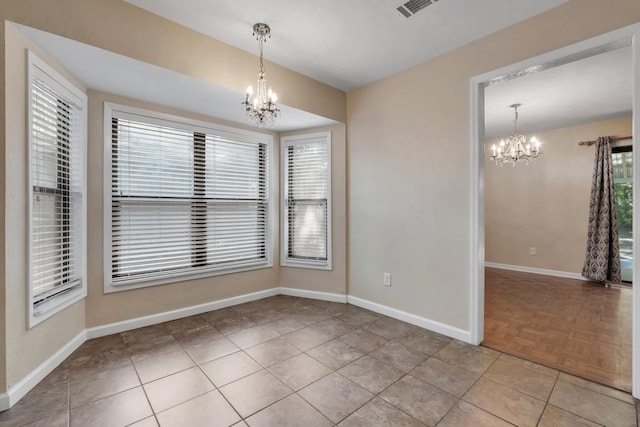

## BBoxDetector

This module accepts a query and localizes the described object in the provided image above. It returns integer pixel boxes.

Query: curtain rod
[578,136,632,146]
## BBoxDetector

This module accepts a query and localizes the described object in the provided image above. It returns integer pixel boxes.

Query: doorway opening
[470,24,640,397]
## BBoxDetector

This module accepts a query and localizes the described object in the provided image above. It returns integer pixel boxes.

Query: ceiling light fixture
[242,23,279,128]
[490,103,541,166]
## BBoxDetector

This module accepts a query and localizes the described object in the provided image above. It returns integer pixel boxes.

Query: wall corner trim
[279,287,347,303]
[485,262,590,282]
[346,296,472,343]
[0,330,86,411]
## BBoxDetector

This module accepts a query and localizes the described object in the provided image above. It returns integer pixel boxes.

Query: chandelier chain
[257,33,266,75]
[242,23,279,128]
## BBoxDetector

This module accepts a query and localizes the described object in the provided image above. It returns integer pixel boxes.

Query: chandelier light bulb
[246,86,253,95]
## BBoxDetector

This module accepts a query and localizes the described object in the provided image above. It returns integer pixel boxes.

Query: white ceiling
[484,46,632,140]
[124,0,568,91]
[16,1,632,136]
[16,24,339,132]
[121,0,632,137]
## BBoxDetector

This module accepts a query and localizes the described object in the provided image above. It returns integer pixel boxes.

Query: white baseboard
[347,296,472,343]
[0,391,7,411]
[87,287,344,341]
[4,286,469,411]
[0,330,86,411]
[485,262,589,281]
[86,288,281,339]
[279,287,347,303]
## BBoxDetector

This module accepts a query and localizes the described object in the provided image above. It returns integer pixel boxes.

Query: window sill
[104,262,274,293]
[281,259,333,271]
[30,287,86,328]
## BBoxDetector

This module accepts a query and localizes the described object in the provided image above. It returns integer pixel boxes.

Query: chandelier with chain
[242,23,279,128]
[490,104,541,166]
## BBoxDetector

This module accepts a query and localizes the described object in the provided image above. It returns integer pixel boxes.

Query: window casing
[281,132,332,270]
[27,51,87,327]
[104,104,273,291]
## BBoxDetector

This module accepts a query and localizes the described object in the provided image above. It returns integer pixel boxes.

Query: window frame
[27,50,88,327]
[612,139,633,284]
[280,132,332,270]
[103,103,274,293]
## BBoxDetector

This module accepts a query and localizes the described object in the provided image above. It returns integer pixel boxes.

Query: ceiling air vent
[396,0,440,18]
[396,6,412,18]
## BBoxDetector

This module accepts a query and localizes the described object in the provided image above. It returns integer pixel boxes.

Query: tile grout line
[246,316,391,425]
[12,296,636,426]
[200,306,345,424]
[183,322,247,425]
[437,347,503,425]
[227,303,350,423]
[313,328,439,425]
[534,365,560,427]
[123,332,162,426]
[544,376,627,426]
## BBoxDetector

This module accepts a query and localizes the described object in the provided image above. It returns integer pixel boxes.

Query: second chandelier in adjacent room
[490,103,541,166]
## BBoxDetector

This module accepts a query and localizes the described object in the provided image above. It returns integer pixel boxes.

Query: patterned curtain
[582,136,621,283]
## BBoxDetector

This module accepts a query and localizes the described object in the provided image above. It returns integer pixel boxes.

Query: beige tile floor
[0,295,637,426]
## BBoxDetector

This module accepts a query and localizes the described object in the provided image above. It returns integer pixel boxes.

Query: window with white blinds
[281,132,332,269]
[28,51,87,326]
[105,105,272,289]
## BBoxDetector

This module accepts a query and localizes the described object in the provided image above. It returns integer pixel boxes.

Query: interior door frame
[469,23,640,397]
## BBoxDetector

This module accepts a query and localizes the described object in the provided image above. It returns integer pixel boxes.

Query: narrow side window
[28,51,87,326]
[281,132,332,270]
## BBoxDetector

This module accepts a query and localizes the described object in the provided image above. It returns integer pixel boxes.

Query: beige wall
[4,23,87,389]
[0,0,346,123]
[86,91,281,326]
[0,0,348,394]
[2,0,640,400]
[347,0,640,331]
[279,125,347,295]
[485,116,632,273]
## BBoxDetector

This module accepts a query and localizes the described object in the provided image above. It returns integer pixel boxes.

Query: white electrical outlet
[383,272,391,287]
[530,247,536,255]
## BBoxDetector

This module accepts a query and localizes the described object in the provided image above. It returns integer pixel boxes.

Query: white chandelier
[490,104,541,166]
[242,23,279,128]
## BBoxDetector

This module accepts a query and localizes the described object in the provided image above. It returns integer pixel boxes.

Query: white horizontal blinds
[286,139,328,261]
[110,114,269,285]
[111,119,194,281]
[205,136,268,265]
[31,77,83,304]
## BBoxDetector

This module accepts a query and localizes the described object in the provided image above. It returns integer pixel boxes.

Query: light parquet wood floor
[483,267,632,391]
